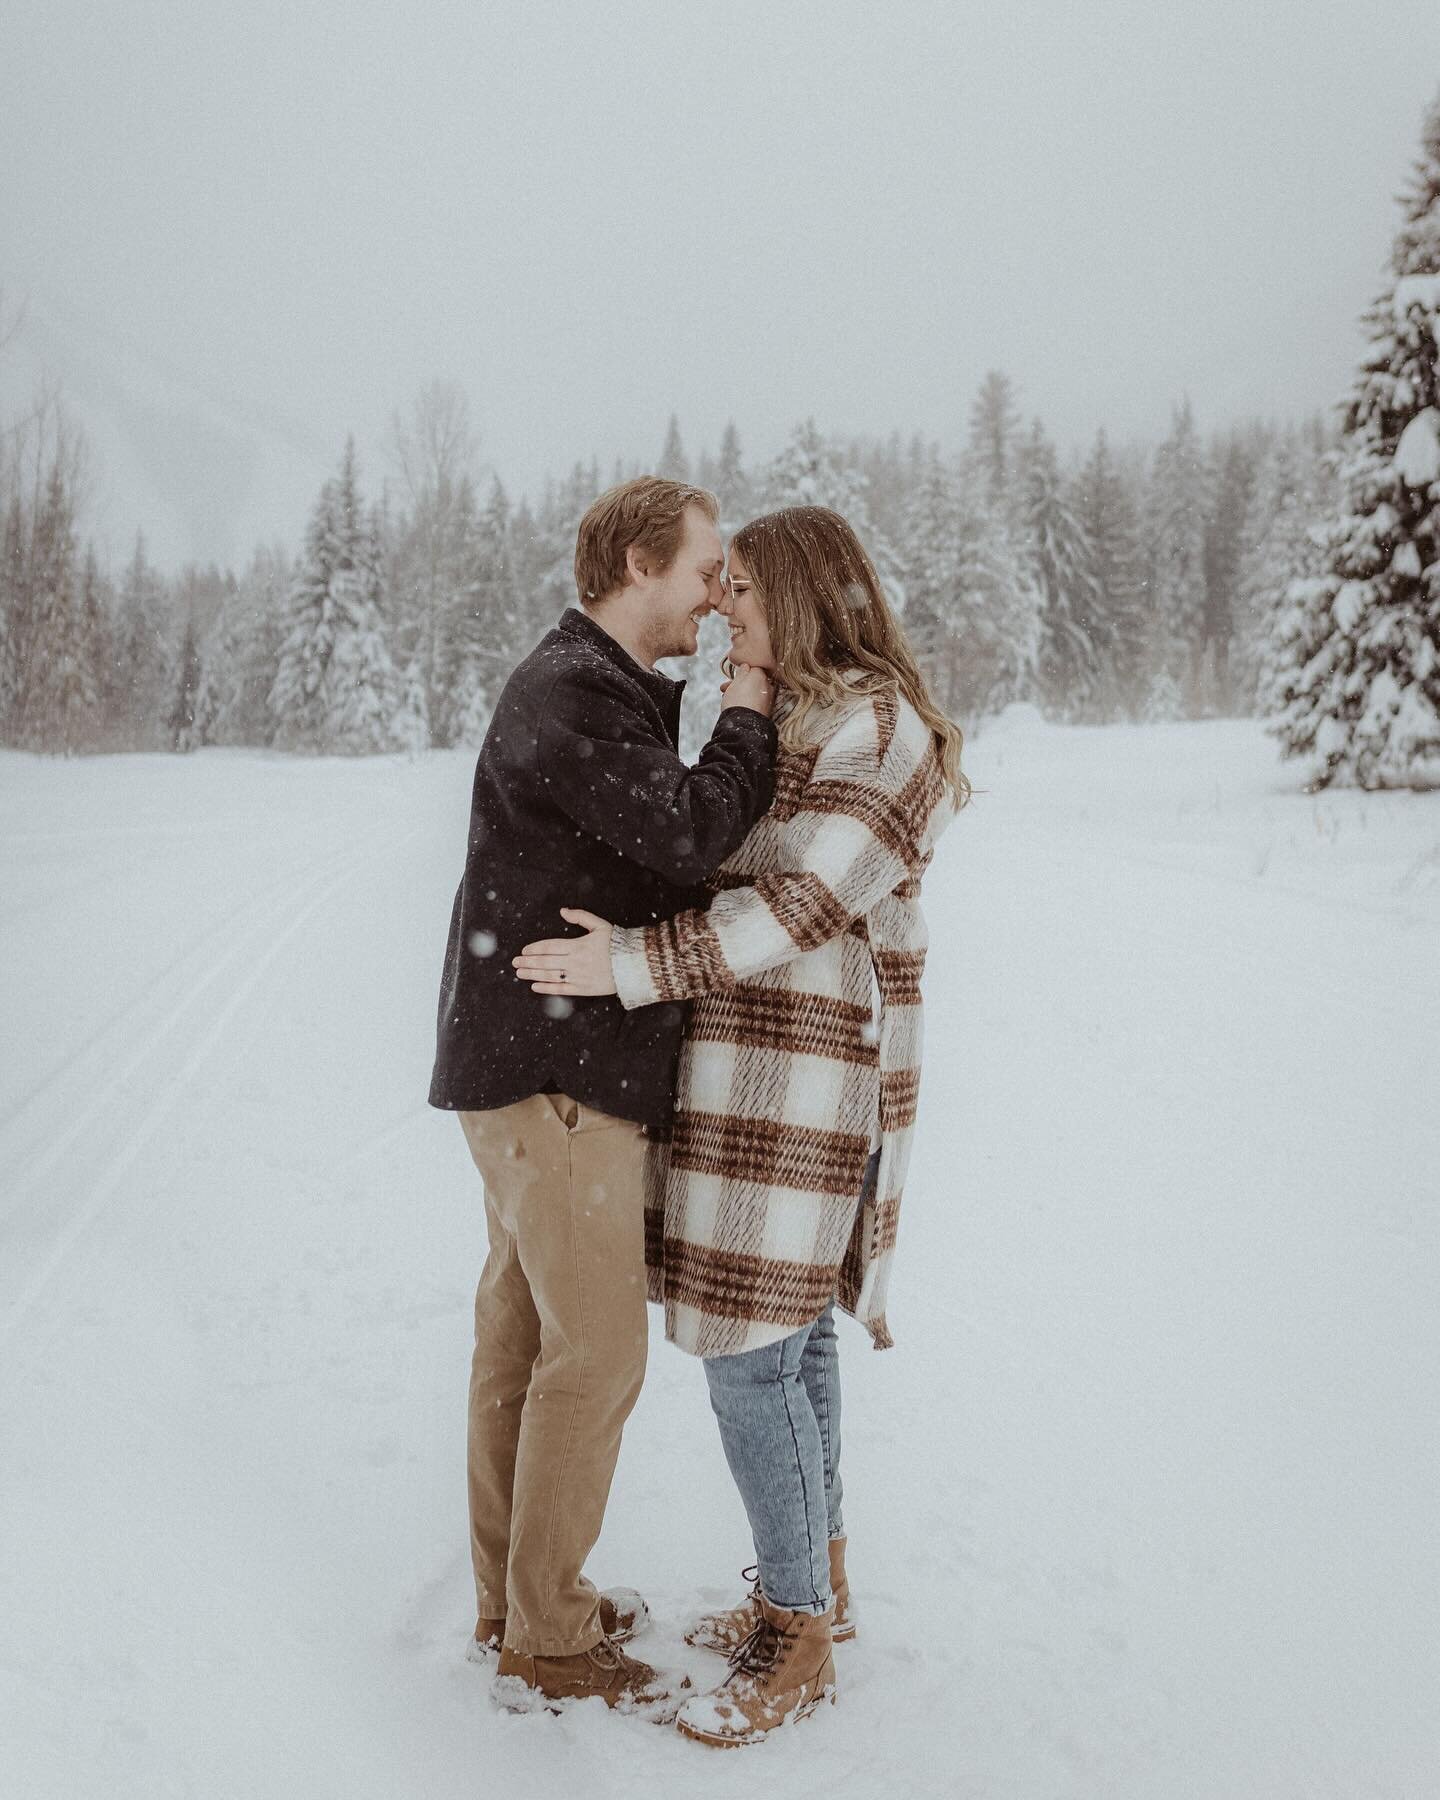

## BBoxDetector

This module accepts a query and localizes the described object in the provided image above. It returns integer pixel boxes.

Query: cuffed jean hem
[766,1592,832,1616]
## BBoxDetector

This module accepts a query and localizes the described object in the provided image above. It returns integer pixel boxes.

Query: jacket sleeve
[609,735,946,1009]
[535,668,778,886]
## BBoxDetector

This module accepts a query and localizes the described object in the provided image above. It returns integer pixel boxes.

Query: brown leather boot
[494,1634,685,1720]
[471,1587,650,1660]
[828,1537,856,1642]
[675,1595,836,1747]
[684,1564,761,1654]
[685,1543,856,1652]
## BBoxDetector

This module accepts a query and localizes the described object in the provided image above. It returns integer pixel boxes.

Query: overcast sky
[3,0,1439,571]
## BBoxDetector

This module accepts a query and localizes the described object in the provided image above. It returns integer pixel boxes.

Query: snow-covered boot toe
[684,1564,761,1653]
[675,1595,836,1748]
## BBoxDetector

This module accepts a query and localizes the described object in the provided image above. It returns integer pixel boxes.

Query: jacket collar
[558,606,684,705]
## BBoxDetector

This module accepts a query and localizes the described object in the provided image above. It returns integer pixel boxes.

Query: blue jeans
[703,1301,844,1614]
[700,1148,876,1613]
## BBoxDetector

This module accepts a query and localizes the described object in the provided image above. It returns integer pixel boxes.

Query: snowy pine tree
[759,418,865,519]
[0,493,27,735]
[193,566,256,747]
[1199,432,1260,713]
[757,419,897,591]
[1145,398,1208,710]
[73,547,111,750]
[386,380,480,738]
[204,546,289,746]
[658,414,690,483]
[967,371,1023,520]
[270,441,408,753]
[899,452,1038,722]
[38,537,108,755]
[535,464,601,620]
[167,613,203,750]
[1268,91,1440,787]
[899,455,962,690]
[443,476,519,746]
[714,420,749,525]
[114,532,174,750]
[1020,423,1101,718]
[1075,430,1149,717]
[1237,431,1332,714]
[508,495,560,640]
[14,463,94,752]
[392,659,431,756]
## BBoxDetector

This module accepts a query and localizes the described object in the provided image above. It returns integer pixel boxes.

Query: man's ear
[624,542,651,588]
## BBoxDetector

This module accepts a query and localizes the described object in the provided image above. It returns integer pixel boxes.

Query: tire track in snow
[0,844,356,1210]
[0,842,351,1150]
[0,824,423,1371]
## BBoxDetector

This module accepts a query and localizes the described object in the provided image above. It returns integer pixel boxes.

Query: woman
[513,505,967,1745]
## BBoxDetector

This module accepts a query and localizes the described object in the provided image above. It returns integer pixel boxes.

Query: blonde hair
[574,477,718,605]
[730,506,970,804]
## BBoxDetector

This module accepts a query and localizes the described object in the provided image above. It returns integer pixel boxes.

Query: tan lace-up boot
[676,1594,836,1747]
[493,1634,685,1720]
[827,1537,855,1642]
[470,1587,649,1660]
[685,1540,855,1653]
[684,1564,761,1654]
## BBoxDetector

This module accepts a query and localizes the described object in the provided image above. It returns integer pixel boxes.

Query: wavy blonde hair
[730,506,970,804]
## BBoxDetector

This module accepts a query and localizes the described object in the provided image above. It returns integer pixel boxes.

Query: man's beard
[649,613,698,664]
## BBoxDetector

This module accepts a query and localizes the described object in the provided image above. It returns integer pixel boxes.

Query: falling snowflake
[468,930,498,959]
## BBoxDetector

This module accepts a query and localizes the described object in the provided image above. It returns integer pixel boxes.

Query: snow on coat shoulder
[611,681,956,1358]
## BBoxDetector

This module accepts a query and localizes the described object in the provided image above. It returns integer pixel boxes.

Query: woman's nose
[716,585,734,616]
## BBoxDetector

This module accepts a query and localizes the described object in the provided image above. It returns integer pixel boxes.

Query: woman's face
[718,546,777,672]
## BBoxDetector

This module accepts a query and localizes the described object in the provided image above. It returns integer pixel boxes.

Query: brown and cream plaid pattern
[611,681,952,1358]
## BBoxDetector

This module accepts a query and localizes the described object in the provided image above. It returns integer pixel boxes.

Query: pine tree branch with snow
[1267,89,1440,789]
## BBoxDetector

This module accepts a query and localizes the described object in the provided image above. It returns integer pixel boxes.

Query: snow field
[0,719,1436,1799]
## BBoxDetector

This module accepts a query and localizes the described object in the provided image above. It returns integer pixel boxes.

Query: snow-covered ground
[1,717,1437,1800]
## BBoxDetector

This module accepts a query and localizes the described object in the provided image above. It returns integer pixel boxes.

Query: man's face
[644,506,725,661]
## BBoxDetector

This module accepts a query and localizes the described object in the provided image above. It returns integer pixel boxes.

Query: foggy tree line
[0,365,1342,759]
[4,89,1436,785]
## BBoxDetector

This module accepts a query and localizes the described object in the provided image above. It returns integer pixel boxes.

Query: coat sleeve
[535,667,778,887]
[609,725,945,1009]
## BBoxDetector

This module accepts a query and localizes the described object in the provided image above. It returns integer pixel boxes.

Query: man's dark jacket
[428,607,778,1128]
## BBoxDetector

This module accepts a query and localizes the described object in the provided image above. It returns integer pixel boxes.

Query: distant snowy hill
[0,289,333,573]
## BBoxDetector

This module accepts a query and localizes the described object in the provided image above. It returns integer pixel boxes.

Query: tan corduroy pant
[457,1092,650,1656]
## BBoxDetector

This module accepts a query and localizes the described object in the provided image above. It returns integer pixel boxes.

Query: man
[428,477,776,1716]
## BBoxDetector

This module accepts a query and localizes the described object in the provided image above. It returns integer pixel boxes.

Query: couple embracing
[428,475,966,1746]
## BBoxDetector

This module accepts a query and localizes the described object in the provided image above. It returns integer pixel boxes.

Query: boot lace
[586,1635,627,1672]
[727,1611,795,1678]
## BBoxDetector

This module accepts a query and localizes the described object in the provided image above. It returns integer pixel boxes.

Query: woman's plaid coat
[610,679,953,1358]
